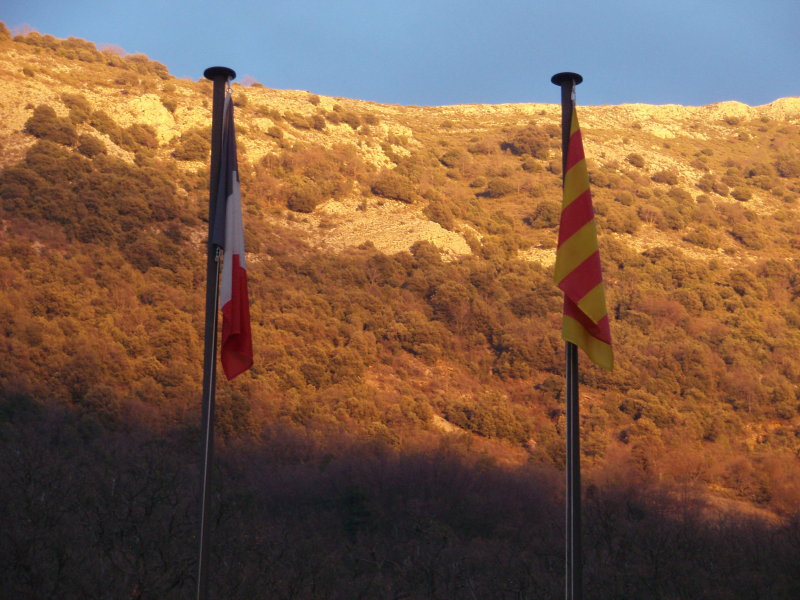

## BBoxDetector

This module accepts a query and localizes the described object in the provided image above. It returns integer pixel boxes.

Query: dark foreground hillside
[2,396,799,599]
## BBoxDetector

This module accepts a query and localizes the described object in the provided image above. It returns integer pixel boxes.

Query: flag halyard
[214,89,253,380]
[554,108,613,370]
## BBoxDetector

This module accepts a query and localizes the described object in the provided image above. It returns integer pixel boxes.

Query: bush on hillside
[483,178,515,198]
[651,169,679,185]
[731,188,753,202]
[524,200,560,228]
[172,130,209,161]
[24,105,78,146]
[775,155,800,178]
[77,134,107,158]
[371,172,416,204]
[286,177,323,213]
[501,125,549,159]
[61,93,92,124]
[626,153,645,168]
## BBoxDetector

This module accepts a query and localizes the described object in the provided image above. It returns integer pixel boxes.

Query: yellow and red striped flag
[553,107,613,370]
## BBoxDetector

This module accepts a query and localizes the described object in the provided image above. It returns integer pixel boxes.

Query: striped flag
[553,106,613,370]
[212,89,253,379]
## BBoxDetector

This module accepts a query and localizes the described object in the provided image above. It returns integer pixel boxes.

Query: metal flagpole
[551,71,583,600]
[197,65,236,600]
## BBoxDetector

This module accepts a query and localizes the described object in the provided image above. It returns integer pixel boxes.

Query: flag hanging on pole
[212,87,253,380]
[553,105,613,370]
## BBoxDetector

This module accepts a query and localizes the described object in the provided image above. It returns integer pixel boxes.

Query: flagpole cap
[204,66,236,81]
[551,72,583,87]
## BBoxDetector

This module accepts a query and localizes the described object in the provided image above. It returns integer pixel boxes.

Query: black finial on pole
[552,71,583,600]
[551,72,583,176]
[551,71,583,87]
[197,65,236,600]
[204,66,237,82]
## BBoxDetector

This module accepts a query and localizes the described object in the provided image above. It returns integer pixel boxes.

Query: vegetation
[1,24,800,597]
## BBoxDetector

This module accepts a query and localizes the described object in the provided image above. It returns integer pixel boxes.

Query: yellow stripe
[553,221,599,284]
[563,158,589,208]
[562,315,614,370]
[576,283,608,323]
[570,109,579,136]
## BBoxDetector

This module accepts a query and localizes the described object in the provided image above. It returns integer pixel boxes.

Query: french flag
[212,89,252,379]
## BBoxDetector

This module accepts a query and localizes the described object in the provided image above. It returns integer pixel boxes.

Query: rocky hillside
[2,23,800,514]
[5,23,800,600]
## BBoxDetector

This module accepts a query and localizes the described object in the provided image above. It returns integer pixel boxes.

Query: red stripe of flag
[565,128,585,171]
[557,251,603,300]
[221,254,253,379]
[557,189,593,247]
[564,296,612,345]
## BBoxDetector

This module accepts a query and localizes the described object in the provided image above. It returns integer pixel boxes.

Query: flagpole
[551,71,583,600]
[197,65,236,600]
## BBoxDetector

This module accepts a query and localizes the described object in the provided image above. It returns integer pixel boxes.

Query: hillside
[2,24,800,598]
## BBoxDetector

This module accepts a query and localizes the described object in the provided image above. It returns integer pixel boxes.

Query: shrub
[467,141,493,155]
[667,187,692,202]
[126,124,158,149]
[501,125,549,159]
[605,207,639,234]
[61,93,92,124]
[14,31,58,50]
[286,177,323,213]
[24,104,78,146]
[172,130,209,161]
[341,112,361,129]
[161,98,177,113]
[731,188,752,202]
[626,153,645,168]
[697,174,728,196]
[469,177,486,189]
[424,200,456,230]
[775,155,800,178]
[484,178,515,198]
[589,171,610,188]
[524,200,560,228]
[113,71,139,87]
[729,223,764,249]
[77,134,107,158]
[439,149,466,169]
[310,115,326,131]
[711,179,729,196]
[683,226,718,249]
[285,112,310,129]
[651,169,678,185]
[89,110,119,138]
[615,190,635,205]
[371,172,416,204]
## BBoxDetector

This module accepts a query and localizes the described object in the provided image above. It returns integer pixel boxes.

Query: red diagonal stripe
[566,128,585,171]
[564,296,612,345]
[557,251,603,301]
[557,189,593,247]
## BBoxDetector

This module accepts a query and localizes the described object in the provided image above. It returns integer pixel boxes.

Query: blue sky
[3,1,798,107]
